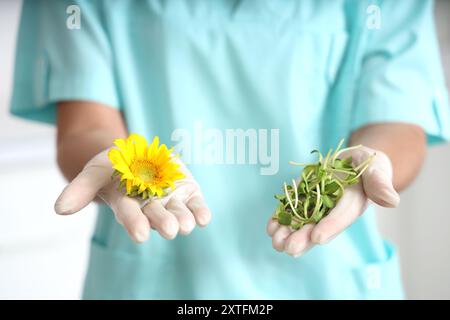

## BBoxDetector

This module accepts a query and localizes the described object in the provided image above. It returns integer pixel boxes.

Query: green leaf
[308,180,320,191]
[325,181,340,194]
[335,188,344,200]
[334,157,354,170]
[322,195,335,208]
[317,168,326,180]
[291,224,301,230]
[303,165,315,176]
[312,207,328,223]
[342,156,353,168]
[278,210,292,226]
[299,181,306,193]
[274,194,286,201]
[291,222,304,230]
[275,203,283,215]
[333,159,344,169]
[345,177,360,186]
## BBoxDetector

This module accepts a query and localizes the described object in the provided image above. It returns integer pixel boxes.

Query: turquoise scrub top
[11,0,450,299]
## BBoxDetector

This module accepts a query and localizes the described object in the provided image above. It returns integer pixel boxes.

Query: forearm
[57,129,123,181]
[56,101,127,181]
[349,123,426,192]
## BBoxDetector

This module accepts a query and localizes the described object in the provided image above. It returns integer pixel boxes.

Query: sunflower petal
[112,139,133,165]
[147,136,160,158]
[113,138,127,151]
[138,182,147,194]
[128,133,148,158]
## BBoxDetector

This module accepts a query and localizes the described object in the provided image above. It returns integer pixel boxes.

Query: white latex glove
[54,149,211,243]
[267,146,400,257]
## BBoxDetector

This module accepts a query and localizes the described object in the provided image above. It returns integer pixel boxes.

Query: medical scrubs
[11,0,450,299]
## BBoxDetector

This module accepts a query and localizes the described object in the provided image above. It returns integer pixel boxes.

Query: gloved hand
[54,149,211,243]
[266,146,400,257]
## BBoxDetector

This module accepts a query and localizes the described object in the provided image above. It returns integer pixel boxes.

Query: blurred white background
[0,1,449,299]
[0,0,96,299]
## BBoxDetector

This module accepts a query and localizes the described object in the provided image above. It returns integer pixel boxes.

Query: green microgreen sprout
[273,139,375,230]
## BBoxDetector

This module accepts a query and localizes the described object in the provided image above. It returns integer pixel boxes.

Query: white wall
[0,0,449,299]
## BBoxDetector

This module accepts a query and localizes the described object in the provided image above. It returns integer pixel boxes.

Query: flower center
[130,160,156,183]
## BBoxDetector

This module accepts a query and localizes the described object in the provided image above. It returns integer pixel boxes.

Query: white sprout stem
[334,179,345,197]
[332,144,362,163]
[329,168,357,175]
[347,162,371,183]
[331,138,345,162]
[302,172,310,193]
[284,182,302,220]
[305,169,314,180]
[323,149,332,169]
[354,153,376,172]
[311,184,321,219]
[292,179,299,208]
[346,154,374,184]
[289,161,312,167]
[292,217,302,223]
[304,198,309,219]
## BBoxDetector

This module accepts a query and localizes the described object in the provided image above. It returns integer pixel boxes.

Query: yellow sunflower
[108,134,185,199]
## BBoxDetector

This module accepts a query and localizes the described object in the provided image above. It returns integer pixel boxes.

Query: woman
[11,0,449,299]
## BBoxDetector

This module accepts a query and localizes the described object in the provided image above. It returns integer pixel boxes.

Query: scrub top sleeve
[350,0,450,145]
[10,0,120,125]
